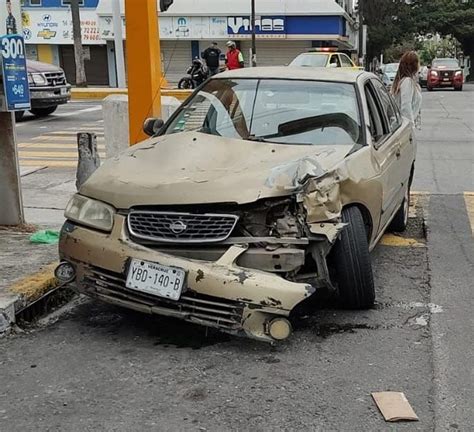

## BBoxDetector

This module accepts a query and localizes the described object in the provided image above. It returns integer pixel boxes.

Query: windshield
[432,59,459,68]
[165,78,362,146]
[384,63,399,73]
[289,54,329,68]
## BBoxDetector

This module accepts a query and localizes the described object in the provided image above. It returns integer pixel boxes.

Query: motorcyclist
[225,41,244,70]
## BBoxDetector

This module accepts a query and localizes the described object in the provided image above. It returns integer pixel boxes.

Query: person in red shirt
[225,41,245,70]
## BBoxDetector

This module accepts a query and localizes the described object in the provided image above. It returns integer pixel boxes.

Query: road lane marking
[18,143,105,149]
[15,106,102,127]
[380,234,425,247]
[32,135,105,142]
[19,151,106,158]
[464,193,474,236]
[19,160,78,167]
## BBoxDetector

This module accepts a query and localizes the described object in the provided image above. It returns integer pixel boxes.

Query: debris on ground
[372,391,419,422]
[29,230,60,245]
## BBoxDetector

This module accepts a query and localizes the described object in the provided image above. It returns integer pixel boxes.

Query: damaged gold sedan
[57,68,416,342]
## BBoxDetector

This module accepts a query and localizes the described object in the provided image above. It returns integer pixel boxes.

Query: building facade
[22,0,358,86]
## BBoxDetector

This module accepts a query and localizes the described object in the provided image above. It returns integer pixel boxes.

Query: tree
[411,0,474,77]
[70,0,87,87]
[361,0,417,61]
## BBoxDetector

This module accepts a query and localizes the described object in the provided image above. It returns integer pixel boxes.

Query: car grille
[441,71,453,79]
[83,267,244,330]
[44,71,67,87]
[127,211,239,244]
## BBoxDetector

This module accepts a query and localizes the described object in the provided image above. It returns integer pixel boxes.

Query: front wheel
[30,106,58,117]
[455,86,463,91]
[427,86,433,91]
[178,78,195,89]
[330,206,375,309]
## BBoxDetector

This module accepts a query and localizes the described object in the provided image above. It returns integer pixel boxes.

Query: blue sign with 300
[1,34,31,111]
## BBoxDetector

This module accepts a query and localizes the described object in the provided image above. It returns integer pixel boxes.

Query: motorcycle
[178,58,209,89]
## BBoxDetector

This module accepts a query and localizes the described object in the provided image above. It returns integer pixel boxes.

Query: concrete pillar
[0,112,24,225]
[103,94,181,158]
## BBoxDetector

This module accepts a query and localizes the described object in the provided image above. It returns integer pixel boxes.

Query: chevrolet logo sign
[37,29,57,40]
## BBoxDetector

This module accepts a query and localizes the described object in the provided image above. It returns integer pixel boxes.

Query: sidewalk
[0,168,75,333]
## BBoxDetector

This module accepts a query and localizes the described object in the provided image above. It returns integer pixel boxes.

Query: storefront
[96,0,357,85]
[22,1,109,86]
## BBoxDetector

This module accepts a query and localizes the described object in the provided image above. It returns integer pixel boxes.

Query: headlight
[65,194,115,232]
[28,74,33,85]
[455,70,462,76]
[430,70,438,77]
[31,73,48,86]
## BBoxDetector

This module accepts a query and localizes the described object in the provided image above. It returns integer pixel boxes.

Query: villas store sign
[227,16,286,35]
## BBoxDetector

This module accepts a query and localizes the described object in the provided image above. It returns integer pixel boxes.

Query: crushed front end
[58,196,342,342]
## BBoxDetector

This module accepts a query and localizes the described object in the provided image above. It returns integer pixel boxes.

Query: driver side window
[329,54,341,67]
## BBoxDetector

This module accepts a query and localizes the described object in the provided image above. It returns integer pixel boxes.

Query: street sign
[0,34,31,111]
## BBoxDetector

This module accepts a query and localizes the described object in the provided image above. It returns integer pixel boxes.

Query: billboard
[0,0,22,36]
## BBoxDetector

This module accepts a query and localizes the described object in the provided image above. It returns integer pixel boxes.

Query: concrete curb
[0,262,58,334]
[71,88,193,102]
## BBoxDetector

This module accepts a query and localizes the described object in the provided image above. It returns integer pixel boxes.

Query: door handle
[396,148,401,159]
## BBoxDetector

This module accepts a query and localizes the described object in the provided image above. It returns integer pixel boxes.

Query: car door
[339,53,355,69]
[363,79,404,234]
[371,78,414,215]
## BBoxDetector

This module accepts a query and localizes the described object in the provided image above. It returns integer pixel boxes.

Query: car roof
[215,67,365,83]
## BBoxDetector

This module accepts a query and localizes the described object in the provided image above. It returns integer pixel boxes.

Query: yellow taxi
[289,48,361,70]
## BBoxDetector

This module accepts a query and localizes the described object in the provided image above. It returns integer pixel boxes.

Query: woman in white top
[391,51,422,128]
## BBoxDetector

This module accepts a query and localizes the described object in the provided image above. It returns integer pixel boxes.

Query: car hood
[80,132,353,208]
[27,59,62,73]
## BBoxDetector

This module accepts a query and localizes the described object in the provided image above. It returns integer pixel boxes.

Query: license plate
[60,87,68,95]
[443,78,450,81]
[126,259,186,301]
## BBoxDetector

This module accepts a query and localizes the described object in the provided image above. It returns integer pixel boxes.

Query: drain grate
[15,285,76,325]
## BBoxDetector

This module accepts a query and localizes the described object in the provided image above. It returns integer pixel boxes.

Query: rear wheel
[30,106,58,117]
[178,78,195,89]
[389,186,410,232]
[330,206,375,309]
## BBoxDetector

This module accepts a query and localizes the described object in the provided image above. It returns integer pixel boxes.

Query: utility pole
[112,0,126,88]
[125,0,162,144]
[251,0,257,67]
[70,0,87,87]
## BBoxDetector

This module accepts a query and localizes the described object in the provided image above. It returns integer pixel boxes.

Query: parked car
[427,58,464,91]
[418,65,429,87]
[380,63,399,90]
[289,48,360,70]
[15,60,71,121]
[57,68,415,343]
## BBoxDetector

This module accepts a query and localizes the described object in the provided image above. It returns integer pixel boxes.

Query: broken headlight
[65,194,115,232]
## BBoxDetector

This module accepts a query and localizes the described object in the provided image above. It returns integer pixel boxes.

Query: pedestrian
[391,51,422,128]
[225,41,244,70]
[202,42,222,76]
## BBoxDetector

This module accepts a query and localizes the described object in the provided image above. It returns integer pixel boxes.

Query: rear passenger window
[371,79,402,132]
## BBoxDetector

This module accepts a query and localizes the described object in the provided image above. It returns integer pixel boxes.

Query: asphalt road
[1,87,473,431]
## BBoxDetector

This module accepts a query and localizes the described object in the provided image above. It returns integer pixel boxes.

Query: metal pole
[0,112,24,225]
[358,0,364,68]
[251,0,257,67]
[112,0,126,88]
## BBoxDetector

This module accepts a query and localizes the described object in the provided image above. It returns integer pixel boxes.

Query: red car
[427,58,464,91]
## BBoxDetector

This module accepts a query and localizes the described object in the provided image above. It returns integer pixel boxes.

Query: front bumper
[30,85,71,108]
[59,216,315,342]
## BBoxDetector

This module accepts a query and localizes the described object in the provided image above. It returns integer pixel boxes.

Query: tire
[14,111,25,122]
[330,206,375,309]
[30,106,58,117]
[455,86,463,91]
[389,186,410,232]
[427,86,433,92]
[178,78,195,90]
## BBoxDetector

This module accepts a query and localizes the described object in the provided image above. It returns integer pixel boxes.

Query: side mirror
[427,65,431,69]
[461,65,465,69]
[143,118,164,137]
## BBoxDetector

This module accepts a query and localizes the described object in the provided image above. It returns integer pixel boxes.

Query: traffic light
[160,0,174,12]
